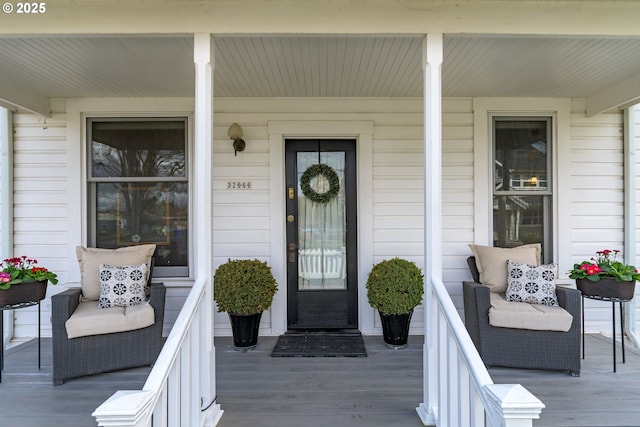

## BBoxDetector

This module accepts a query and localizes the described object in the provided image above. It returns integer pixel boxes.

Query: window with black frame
[493,116,552,262]
[87,118,189,277]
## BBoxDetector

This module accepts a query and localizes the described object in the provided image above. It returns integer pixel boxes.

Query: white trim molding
[267,120,374,335]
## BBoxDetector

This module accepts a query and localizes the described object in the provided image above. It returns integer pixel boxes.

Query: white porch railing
[92,278,222,427]
[92,273,543,427]
[417,276,545,426]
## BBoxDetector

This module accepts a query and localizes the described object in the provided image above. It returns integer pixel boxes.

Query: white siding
[6,96,630,339]
[11,110,68,339]
[569,99,626,334]
[210,97,475,335]
[442,98,475,310]
[211,98,429,335]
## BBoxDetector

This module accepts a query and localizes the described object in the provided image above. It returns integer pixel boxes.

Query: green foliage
[213,259,278,314]
[568,249,640,283]
[0,256,58,291]
[366,258,424,315]
[300,163,340,204]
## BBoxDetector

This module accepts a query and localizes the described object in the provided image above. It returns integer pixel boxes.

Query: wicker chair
[51,281,165,385]
[463,256,581,376]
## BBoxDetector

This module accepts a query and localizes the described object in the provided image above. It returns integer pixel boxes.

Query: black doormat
[271,331,367,357]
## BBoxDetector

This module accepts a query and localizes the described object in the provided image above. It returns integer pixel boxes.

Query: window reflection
[493,117,551,260]
[494,120,548,192]
[91,121,186,178]
[88,118,189,276]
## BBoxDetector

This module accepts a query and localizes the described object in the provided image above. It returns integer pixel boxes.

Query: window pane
[91,120,186,178]
[494,119,548,191]
[493,195,545,249]
[95,182,188,268]
[297,151,347,290]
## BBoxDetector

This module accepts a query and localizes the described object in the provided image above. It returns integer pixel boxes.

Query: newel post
[484,384,545,427]
[92,390,154,427]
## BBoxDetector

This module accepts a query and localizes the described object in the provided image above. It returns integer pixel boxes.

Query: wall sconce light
[530,176,538,185]
[228,122,246,156]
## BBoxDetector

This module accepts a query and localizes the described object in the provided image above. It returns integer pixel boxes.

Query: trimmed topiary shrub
[214,259,278,314]
[366,257,424,315]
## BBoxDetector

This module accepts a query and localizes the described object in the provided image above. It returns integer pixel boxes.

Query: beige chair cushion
[76,244,156,301]
[488,292,573,332]
[65,300,155,339]
[469,243,541,293]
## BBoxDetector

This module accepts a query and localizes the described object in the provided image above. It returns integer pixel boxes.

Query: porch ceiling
[1,34,640,116]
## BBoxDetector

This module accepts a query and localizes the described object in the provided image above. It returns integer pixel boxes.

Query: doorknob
[288,243,297,263]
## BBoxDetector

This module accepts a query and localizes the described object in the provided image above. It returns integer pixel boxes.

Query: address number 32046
[226,181,252,190]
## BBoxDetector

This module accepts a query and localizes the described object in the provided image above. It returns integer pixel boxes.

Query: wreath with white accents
[300,163,340,204]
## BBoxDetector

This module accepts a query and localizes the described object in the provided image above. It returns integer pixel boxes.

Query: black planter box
[576,278,636,301]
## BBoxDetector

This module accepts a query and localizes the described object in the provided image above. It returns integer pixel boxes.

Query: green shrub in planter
[366,257,424,315]
[214,259,278,314]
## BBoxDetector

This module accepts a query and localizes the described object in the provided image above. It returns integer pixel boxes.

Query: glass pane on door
[297,151,346,290]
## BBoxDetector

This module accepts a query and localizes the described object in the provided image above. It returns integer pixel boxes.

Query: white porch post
[0,106,14,349]
[624,105,639,347]
[416,33,443,426]
[193,33,221,424]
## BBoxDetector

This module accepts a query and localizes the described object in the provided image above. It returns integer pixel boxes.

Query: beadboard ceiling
[1,34,640,114]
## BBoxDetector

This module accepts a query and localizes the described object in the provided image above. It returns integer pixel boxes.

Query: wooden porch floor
[0,334,639,426]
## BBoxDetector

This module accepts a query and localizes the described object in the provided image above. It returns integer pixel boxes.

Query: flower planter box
[576,278,635,301]
[0,280,47,307]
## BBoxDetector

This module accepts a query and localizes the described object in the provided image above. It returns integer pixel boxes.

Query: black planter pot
[0,280,48,308]
[228,312,263,349]
[576,278,636,301]
[379,310,413,348]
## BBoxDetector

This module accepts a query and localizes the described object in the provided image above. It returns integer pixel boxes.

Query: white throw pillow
[506,260,558,306]
[98,263,148,308]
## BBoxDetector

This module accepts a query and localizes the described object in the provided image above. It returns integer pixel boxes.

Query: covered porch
[1,334,639,426]
[2,1,640,426]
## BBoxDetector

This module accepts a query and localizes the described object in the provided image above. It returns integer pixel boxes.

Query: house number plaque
[226,181,252,189]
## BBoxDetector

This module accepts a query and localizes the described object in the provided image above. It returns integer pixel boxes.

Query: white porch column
[624,105,639,347]
[193,33,221,425]
[416,33,443,426]
[0,107,14,349]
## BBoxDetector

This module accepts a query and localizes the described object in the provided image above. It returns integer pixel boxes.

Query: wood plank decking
[0,335,639,426]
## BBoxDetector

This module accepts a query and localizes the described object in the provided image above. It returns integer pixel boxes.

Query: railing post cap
[485,383,545,417]
[92,390,154,426]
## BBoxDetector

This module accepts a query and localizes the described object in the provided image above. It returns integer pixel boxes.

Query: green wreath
[300,163,340,204]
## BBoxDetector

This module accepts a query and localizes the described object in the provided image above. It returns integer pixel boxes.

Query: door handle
[288,243,297,263]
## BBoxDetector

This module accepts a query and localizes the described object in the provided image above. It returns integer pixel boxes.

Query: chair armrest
[462,281,492,350]
[148,282,166,325]
[463,281,491,313]
[556,286,582,318]
[51,288,82,329]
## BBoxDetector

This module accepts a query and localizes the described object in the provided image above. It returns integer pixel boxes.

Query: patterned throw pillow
[506,260,559,306]
[98,263,148,308]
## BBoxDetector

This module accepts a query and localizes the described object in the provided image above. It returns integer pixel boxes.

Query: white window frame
[86,116,190,277]
[491,115,553,261]
[472,98,572,267]
[64,99,195,285]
